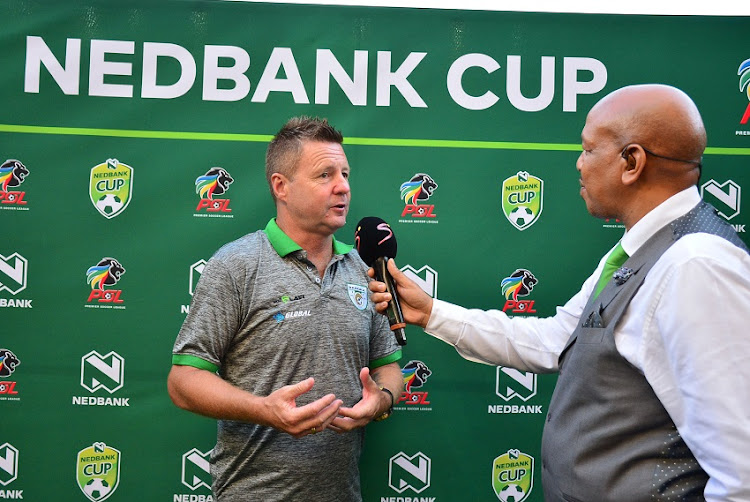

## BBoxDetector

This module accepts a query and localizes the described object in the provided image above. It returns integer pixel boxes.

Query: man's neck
[275,216,335,277]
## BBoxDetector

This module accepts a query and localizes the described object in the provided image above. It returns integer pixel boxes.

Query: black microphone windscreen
[354,216,398,266]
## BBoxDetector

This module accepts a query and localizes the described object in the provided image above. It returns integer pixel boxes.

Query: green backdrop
[2,1,749,500]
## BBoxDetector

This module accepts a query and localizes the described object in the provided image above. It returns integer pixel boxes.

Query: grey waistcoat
[541,201,748,502]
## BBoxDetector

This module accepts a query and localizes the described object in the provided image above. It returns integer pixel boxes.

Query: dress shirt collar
[620,186,701,257]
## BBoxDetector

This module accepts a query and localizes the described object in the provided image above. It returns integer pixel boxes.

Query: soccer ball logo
[499,483,526,502]
[509,206,534,228]
[96,194,124,216]
[83,478,112,500]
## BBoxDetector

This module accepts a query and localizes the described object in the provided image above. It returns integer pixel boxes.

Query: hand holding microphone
[355,217,407,345]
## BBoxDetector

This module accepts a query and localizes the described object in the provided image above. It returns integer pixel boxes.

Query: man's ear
[620,144,647,186]
[270,172,288,201]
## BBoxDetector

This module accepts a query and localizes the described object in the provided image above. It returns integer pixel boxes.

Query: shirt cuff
[424,299,469,346]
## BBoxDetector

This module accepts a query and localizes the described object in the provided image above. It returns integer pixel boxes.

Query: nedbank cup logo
[89,159,133,219]
[492,449,534,501]
[501,171,543,231]
[77,442,121,501]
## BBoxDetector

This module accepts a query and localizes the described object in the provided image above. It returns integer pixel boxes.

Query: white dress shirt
[425,186,750,502]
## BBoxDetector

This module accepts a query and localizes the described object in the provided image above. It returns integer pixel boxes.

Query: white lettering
[446,53,500,110]
[203,45,251,101]
[376,51,427,107]
[142,42,196,99]
[251,47,308,103]
[24,36,80,95]
[506,55,555,112]
[89,39,135,98]
[562,57,607,112]
[315,49,368,106]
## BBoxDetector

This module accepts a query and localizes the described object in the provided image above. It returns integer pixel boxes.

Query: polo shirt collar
[264,218,353,257]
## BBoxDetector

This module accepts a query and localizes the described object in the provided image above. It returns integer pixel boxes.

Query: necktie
[593,242,629,299]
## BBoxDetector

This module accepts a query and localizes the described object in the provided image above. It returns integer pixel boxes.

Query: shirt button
[315,278,321,284]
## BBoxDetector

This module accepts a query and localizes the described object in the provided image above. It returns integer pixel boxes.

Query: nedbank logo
[502,171,543,230]
[0,443,19,486]
[0,252,27,295]
[492,449,534,502]
[496,367,537,402]
[77,442,120,501]
[701,179,741,221]
[189,259,207,296]
[80,350,125,393]
[401,264,438,298]
[181,448,212,491]
[90,159,133,219]
[388,451,431,494]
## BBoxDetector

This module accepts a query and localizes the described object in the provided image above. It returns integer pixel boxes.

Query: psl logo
[181,448,212,491]
[80,350,125,393]
[77,442,121,502]
[388,451,431,494]
[398,360,432,406]
[0,349,21,398]
[701,179,741,221]
[195,167,234,213]
[401,264,438,298]
[501,269,538,314]
[400,173,438,218]
[90,159,133,219]
[0,443,19,486]
[496,367,537,402]
[739,58,750,124]
[0,253,27,295]
[0,159,29,206]
[502,171,543,230]
[492,449,534,502]
[86,257,126,304]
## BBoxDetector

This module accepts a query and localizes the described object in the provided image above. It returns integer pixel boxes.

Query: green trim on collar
[370,349,403,369]
[264,218,353,257]
[264,218,302,257]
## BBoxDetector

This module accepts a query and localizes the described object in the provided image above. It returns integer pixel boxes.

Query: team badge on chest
[347,284,368,310]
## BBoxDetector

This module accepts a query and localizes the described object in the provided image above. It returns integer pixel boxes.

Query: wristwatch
[374,387,394,422]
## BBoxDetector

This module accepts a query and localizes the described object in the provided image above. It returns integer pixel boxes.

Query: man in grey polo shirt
[168,116,403,501]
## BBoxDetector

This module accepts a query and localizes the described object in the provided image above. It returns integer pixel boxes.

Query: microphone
[354,217,407,346]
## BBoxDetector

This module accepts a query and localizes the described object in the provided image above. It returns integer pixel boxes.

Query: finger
[367,267,375,279]
[368,279,386,293]
[282,377,315,400]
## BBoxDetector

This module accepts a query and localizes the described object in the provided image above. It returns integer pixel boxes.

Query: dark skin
[369,84,708,324]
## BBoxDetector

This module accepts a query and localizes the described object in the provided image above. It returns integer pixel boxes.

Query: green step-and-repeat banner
[2,1,749,500]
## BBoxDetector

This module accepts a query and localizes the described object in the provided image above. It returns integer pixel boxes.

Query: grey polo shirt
[172,218,401,501]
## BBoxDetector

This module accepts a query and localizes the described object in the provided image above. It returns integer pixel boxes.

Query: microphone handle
[374,256,407,346]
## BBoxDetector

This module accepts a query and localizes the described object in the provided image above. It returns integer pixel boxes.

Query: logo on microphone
[0,159,30,210]
[502,171,543,230]
[399,173,439,223]
[194,167,234,217]
[501,269,538,314]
